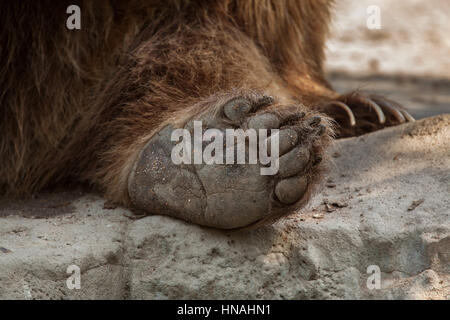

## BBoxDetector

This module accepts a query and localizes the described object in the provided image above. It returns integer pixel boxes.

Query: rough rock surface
[0,115,449,300]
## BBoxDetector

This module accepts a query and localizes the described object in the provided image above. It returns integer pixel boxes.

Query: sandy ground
[325,0,450,119]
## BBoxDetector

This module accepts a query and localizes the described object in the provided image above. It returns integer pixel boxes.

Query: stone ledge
[0,115,449,299]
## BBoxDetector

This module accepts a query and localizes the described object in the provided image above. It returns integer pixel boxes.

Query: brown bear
[0,1,413,229]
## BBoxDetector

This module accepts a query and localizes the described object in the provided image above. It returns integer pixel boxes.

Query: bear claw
[320,92,415,138]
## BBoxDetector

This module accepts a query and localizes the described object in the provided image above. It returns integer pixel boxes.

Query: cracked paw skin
[128,93,332,229]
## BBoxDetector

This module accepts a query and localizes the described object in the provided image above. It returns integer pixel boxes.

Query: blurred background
[325,0,450,119]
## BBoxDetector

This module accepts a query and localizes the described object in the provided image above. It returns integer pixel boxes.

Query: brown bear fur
[0,0,335,200]
[1,1,407,227]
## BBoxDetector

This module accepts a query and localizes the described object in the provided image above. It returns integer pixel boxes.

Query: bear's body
[0,1,412,228]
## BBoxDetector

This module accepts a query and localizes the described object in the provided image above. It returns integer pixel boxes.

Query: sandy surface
[325,0,450,119]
